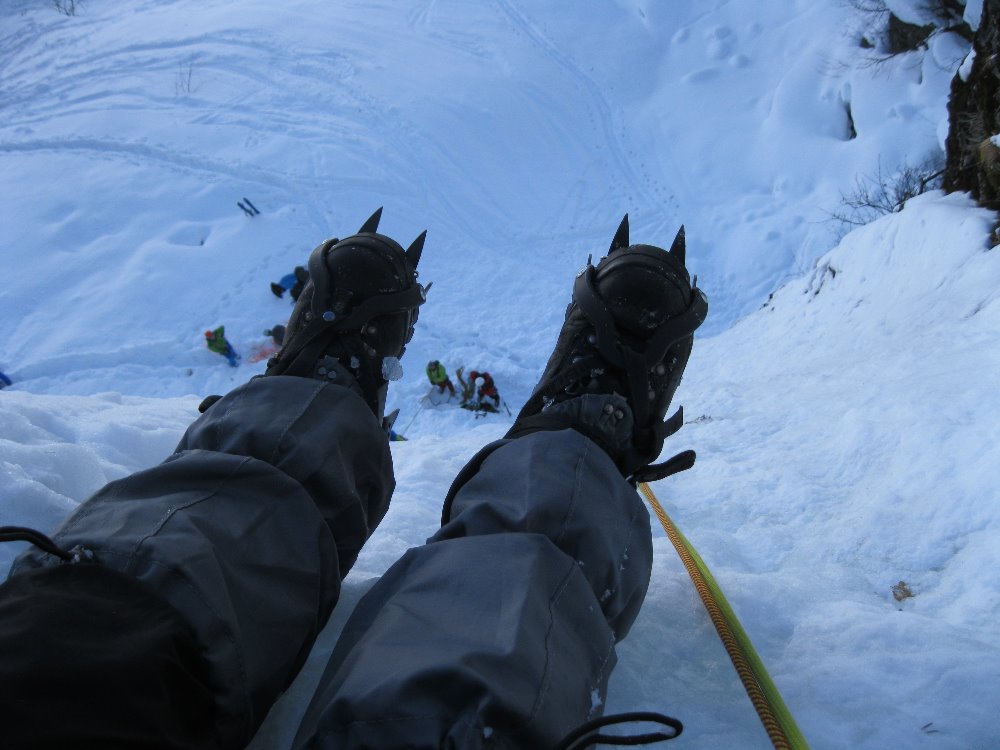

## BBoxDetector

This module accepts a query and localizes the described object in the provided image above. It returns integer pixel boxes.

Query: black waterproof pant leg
[0,377,392,749]
[292,422,653,749]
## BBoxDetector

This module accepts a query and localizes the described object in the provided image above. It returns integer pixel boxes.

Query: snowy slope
[1,0,966,399]
[666,192,1000,748]
[2,1,999,748]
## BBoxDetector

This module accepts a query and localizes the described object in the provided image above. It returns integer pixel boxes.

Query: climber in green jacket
[425,360,455,396]
[205,326,240,367]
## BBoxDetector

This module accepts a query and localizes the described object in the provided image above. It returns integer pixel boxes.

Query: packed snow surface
[2,1,998,748]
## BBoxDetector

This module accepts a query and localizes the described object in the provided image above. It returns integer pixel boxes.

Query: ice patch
[382,357,404,382]
[959,48,976,82]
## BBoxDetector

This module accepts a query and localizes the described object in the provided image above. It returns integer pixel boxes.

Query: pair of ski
[238,197,260,217]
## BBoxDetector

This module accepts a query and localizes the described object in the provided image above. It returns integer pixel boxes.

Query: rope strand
[638,483,810,750]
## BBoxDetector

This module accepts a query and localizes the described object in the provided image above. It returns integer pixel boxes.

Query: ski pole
[501,399,513,417]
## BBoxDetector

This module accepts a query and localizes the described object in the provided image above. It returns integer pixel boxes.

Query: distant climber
[264,324,286,347]
[457,367,501,412]
[204,326,240,367]
[425,360,456,397]
[246,326,284,364]
[270,265,310,302]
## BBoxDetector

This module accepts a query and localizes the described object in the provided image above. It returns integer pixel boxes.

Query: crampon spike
[609,214,630,254]
[358,207,383,234]
[406,230,426,269]
[669,225,686,265]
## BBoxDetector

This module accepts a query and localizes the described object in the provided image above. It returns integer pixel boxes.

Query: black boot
[508,215,708,482]
[266,208,429,422]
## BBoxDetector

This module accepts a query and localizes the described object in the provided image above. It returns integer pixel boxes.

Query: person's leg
[0,211,430,749]
[0,375,392,749]
[293,217,708,749]
[293,396,651,749]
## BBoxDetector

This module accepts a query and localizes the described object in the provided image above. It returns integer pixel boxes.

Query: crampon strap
[310,282,427,331]
[573,265,707,368]
[631,449,697,484]
[307,235,428,330]
[572,264,707,426]
[622,407,697,484]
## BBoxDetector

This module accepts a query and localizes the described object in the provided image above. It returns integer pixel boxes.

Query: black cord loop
[553,711,683,750]
[0,526,73,561]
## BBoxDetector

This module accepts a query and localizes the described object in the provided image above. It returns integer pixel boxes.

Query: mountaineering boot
[508,215,708,482]
[266,208,429,422]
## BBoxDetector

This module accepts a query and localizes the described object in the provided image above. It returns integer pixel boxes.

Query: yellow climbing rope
[638,482,811,750]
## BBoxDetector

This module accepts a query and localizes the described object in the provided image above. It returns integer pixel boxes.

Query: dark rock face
[943,1,1000,210]
[887,14,936,54]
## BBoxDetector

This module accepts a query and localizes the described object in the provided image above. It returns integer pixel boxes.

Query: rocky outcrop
[887,13,936,53]
[943,1,1000,210]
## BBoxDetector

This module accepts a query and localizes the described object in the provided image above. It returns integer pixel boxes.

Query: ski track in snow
[493,0,671,216]
[2,1,999,748]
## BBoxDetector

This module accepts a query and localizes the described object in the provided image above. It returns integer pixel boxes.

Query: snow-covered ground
[2,1,998,747]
